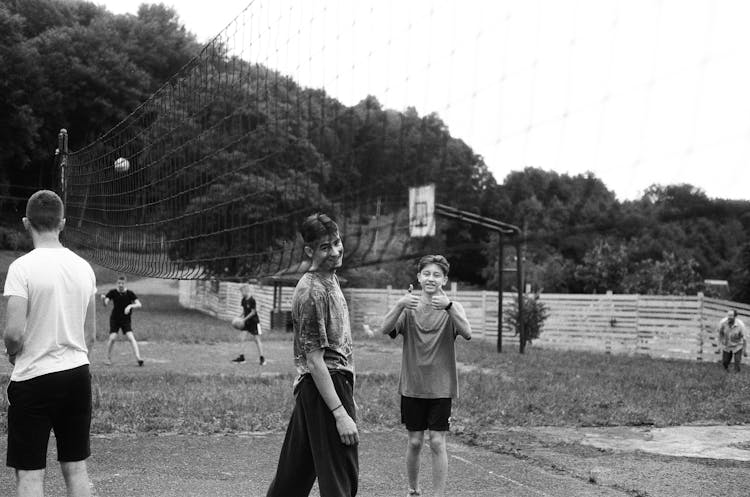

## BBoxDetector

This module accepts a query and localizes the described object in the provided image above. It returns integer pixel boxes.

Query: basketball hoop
[409,184,435,237]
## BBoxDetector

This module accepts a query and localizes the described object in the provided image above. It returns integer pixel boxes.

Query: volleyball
[231,317,245,330]
[114,157,130,172]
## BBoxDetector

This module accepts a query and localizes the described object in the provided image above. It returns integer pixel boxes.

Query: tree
[0,0,200,200]
[731,243,750,304]
[573,240,629,293]
[622,252,704,295]
[0,3,44,194]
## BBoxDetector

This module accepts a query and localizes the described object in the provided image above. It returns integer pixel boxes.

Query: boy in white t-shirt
[3,190,98,496]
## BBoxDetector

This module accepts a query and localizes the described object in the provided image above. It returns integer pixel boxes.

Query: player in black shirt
[102,275,144,366]
[231,284,266,365]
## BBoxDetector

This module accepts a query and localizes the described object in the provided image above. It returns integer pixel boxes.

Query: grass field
[2,292,748,437]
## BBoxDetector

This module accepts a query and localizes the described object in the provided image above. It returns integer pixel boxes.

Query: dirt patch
[463,425,750,497]
[536,425,750,461]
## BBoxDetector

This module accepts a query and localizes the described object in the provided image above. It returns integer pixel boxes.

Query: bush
[503,292,549,343]
[0,226,31,251]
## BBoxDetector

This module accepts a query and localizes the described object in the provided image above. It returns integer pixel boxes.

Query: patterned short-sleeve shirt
[719,317,746,352]
[292,272,354,385]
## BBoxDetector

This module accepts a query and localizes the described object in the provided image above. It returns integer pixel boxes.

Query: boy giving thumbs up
[378,255,471,497]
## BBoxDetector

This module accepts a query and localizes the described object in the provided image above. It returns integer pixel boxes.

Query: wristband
[444,301,453,312]
[331,404,343,413]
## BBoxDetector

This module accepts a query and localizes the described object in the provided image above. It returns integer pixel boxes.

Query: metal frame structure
[435,203,526,353]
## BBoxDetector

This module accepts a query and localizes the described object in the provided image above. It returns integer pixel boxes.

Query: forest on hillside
[1,0,749,301]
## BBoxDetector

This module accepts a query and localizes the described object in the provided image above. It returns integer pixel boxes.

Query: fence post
[481,290,487,337]
[605,290,613,354]
[635,294,642,355]
[697,292,704,361]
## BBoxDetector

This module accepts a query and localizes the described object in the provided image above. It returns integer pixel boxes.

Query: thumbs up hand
[431,286,451,310]
[398,284,419,310]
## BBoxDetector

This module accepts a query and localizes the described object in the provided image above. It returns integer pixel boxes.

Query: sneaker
[137,360,144,367]
[407,489,421,496]
[259,355,266,366]
[231,354,246,364]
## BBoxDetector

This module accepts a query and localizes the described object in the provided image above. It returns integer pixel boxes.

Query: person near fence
[378,254,472,497]
[3,190,98,497]
[102,275,144,366]
[231,283,266,365]
[266,213,359,497]
[717,309,747,372]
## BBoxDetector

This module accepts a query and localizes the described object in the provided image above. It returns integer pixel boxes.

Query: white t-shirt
[3,247,97,381]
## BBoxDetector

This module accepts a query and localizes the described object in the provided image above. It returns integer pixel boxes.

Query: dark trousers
[722,350,743,372]
[266,372,358,497]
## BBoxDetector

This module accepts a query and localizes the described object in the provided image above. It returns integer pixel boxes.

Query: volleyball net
[59,1,732,280]
[60,2,452,279]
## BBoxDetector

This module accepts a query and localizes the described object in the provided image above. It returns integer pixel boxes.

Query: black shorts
[401,396,452,432]
[7,365,92,470]
[110,317,133,334]
[243,318,260,335]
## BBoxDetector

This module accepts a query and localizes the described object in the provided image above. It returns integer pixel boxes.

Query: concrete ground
[0,431,630,497]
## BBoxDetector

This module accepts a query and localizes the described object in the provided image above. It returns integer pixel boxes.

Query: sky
[97,0,750,201]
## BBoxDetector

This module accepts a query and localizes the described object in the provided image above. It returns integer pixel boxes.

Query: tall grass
[69,345,750,435]
[455,340,750,427]
[91,372,294,433]
[1,271,748,435]
[94,294,243,343]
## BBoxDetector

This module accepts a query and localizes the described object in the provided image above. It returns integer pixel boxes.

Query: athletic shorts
[401,396,452,432]
[7,365,92,470]
[110,317,133,334]
[243,318,260,335]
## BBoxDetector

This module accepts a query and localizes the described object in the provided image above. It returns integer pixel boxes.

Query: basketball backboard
[409,183,435,237]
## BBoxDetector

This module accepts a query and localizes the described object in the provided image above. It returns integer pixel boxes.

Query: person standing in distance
[3,190,98,497]
[718,309,747,372]
[266,213,359,497]
[102,275,144,366]
[379,254,472,497]
[231,283,266,365]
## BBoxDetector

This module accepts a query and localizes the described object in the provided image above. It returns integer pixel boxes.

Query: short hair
[300,213,340,246]
[728,309,738,318]
[240,283,251,293]
[117,275,127,282]
[417,254,450,276]
[26,190,63,232]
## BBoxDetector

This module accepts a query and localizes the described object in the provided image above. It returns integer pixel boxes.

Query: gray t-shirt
[390,305,459,399]
[292,271,354,386]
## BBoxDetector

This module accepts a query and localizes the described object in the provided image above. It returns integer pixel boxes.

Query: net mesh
[60,1,734,279]
[61,3,446,279]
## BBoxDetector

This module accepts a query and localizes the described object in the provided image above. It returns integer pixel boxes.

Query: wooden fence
[178,281,750,362]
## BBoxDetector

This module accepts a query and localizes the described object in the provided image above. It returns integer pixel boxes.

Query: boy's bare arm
[306,348,359,446]
[4,296,28,362]
[125,298,143,315]
[448,301,472,340]
[86,294,97,355]
[379,285,418,335]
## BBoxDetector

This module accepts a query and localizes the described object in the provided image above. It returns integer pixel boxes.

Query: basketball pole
[498,236,504,353]
[433,203,525,353]
[57,128,68,206]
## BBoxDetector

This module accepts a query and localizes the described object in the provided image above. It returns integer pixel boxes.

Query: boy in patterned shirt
[266,213,359,497]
